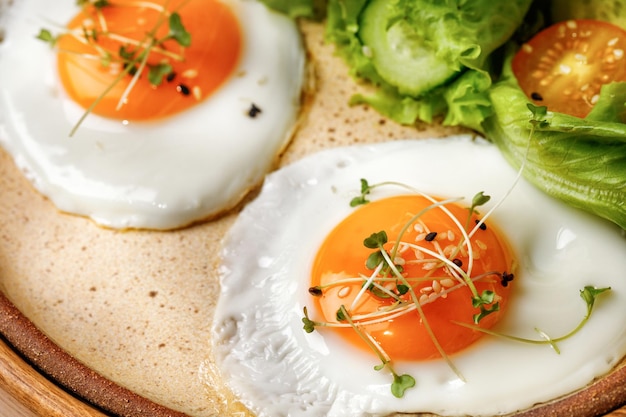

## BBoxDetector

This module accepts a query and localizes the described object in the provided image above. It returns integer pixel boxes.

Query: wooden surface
[0,338,106,417]
[0,331,625,417]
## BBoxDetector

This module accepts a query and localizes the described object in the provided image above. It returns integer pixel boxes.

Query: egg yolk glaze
[56,0,241,121]
[310,195,516,361]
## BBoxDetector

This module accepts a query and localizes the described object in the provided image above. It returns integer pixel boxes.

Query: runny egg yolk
[311,195,516,361]
[56,0,242,121]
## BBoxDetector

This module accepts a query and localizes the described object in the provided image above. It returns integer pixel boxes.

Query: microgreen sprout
[454,286,611,352]
[36,0,193,136]
[302,141,608,400]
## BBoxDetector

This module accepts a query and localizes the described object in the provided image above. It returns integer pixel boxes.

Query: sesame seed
[475,219,487,230]
[432,280,441,293]
[531,92,543,101]
[166,72,176,82]
[419,294,429,305]
[182,69,198,79]
[192,86,202,101]
[248,103,262,118]
[413,224,424,233]
[176,83,190,96]
[447,230,455,241]
[415,233,426,242]
[338,286,350,298]
[441,278,455,288]
[425,232,437,242]
[476,240,487,251]
[614,49,624,59]
[559,64,572,75]
[452,258,463,268]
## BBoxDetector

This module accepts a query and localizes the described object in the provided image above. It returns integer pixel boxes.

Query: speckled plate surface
[0,18,625,417]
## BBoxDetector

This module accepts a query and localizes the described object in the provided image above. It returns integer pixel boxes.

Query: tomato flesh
[512,19,626,118]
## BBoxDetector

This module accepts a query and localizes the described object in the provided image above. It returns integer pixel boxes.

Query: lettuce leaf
[483,49,626,229]
[326,0,532,129]
[258,0,322,19]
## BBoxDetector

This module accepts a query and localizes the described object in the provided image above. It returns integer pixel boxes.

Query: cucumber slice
[358,0,458,97]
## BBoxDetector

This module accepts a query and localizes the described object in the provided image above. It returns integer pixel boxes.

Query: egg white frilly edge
[212,135,626,417]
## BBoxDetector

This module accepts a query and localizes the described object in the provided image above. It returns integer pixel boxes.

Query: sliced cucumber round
[358,0,458,97]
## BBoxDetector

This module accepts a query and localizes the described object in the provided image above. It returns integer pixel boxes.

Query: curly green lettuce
[483,48,626,229]
[326,0,533,131]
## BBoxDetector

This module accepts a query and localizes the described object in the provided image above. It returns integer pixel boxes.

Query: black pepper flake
[308,286,323,296]
[475,219,487,230]
[501,272,515,287]
[452,258,463,268]
[248,103,262,118]
[531,92,543,101]
[166,71,177,82]
[176,83,190,96]
[425,232,437,242]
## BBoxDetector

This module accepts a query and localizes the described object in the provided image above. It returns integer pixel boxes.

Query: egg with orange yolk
[311,194,515,362]
[212,136,626,417]
[0,0,305,230]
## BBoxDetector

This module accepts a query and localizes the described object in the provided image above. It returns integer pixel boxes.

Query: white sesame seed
[447,230,455,241]
[414,224,424,233]
[192,86,202,101]
[421,286,433,294]
[432,280,441,293]
[338,286,350,298]
[566,20,577,30]
[182,69,199,79]
[415,233,426,242]
[476,240,487,251]
[419,294,429,305]
[614,49,624,59]
[423,262,437,271]
[362,45,373,58]
[441,278,456,288]
[559,64,572,75]
[608,37,619,46]
[591,94,600,104]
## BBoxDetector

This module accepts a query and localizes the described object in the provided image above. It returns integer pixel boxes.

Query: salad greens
[483,50,626,229]
[259,0,626,230]
[325,0,532,131]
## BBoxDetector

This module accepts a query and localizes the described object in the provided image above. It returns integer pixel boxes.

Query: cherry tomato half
[512,19,626,118]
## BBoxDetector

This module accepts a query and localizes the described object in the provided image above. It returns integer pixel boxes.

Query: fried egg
[0,0,304,230]
[212,135,626,417]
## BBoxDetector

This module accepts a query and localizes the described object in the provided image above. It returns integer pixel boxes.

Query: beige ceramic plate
[0,18,625,417]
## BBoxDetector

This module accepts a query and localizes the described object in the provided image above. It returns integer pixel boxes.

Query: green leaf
[580,286,611,315]
[350,178,372,206]
[471,191,490,211]
[169,12,191,47]
[472,290,495,307]
[365,251,384,270]
[336,308,347,322]
[396,284,409,295]
[119,45,136,60]
[391,374,416,398]
[473,302,500,323]
[363,231,387,249]
[148,63,173,86]
[301,307,316,333]
[36,29,57,47]
[350,196,369,207]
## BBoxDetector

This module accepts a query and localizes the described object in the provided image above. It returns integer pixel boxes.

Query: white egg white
[0,0,304,230]
[212,135,626,417]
